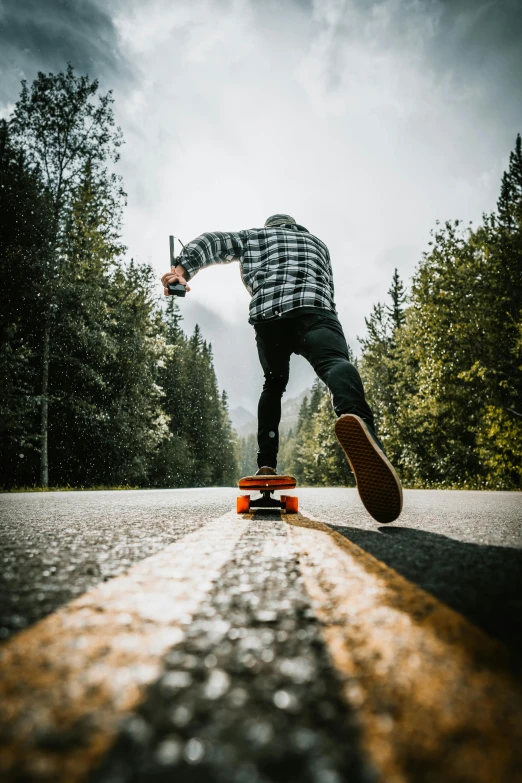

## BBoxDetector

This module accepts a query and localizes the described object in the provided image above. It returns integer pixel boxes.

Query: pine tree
[358,270,406,467]
[169,325,239,486]
[144,298,197,488]
[92,260,168,485]
[471,134,522,486]
[497,134,522,230]
[391,221,491,486]
[239,432,258,477]
[218,390,240,485]
[286,379,355,486]
[306,385,354,486]
[9,65,124,486]
[181,326,212,484]
[386,268,407,330]
[277,427,295,475]
[0,121,54,486]
[291,393,312,483]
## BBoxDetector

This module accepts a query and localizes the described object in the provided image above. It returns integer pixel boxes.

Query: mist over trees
[1,66,520,491]
[0,66,238,489]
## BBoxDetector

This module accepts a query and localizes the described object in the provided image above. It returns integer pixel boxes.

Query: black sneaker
[334,414,403,523]
[256,466,277,476]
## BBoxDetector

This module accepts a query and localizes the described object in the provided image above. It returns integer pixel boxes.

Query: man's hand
[161,264,191,296]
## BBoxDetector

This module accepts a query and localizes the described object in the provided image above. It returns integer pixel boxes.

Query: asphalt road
[1,488,521,782]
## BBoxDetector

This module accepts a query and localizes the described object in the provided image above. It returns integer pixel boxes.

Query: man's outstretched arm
[161,230,246,296]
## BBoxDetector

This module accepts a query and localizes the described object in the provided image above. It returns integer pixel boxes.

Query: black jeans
[254,312,381,469]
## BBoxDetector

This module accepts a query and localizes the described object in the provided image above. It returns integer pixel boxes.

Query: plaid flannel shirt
[178,223,336,323]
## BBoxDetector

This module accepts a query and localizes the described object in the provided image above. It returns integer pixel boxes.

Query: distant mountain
[229,406,257,437]
[230,387,311,439]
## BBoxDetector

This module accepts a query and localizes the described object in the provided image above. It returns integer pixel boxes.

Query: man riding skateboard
[161,214,402,524]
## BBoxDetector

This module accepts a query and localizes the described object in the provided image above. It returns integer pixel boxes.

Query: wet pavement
[92,516,370,783]
[0,488,521,782]
[0,489,235,641]
[299,488,522,654]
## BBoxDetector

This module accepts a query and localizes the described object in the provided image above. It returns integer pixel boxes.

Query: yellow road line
[0,512,245,783]
[286,513,522,783]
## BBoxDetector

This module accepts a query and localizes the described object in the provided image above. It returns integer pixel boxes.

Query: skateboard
[236,474,298,514]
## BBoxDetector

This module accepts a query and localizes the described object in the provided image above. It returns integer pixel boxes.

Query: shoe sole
[335,414,403,524]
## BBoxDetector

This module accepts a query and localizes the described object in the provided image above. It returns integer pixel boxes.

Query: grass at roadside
[1,485,139,493]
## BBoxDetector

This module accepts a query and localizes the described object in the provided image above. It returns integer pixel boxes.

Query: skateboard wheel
[280,495,287,505]
[236,495,250,513]
[285,496,298,514]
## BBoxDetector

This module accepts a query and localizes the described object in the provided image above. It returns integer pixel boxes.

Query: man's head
[264,214,296,228]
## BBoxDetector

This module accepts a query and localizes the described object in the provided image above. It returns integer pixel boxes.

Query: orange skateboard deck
[237,474,298,513]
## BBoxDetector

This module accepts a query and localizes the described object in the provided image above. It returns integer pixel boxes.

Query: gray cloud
[415,0,521,124]
[311,0,522,119]
[426,0,522,74]
[0,0,129,103]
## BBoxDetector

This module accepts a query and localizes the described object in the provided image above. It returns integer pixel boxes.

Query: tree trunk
[40,323,50,487]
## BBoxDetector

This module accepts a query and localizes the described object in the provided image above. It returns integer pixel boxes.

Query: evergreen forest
[0,67,238,489]
[1,66,521,491]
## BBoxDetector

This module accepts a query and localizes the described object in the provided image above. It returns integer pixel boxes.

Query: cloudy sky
[1,0,521,411]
